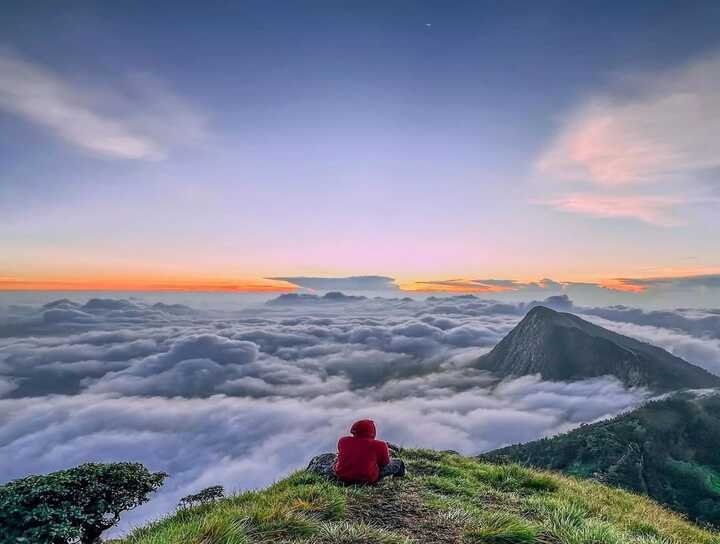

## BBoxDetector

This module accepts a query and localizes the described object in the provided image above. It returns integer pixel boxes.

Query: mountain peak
[476,308,720,392]
[522,305,591,328]
[526,305,556,317]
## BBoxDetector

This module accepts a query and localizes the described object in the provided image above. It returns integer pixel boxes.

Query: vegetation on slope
[118,448,719,544]
[0,462,167,544]
[480,391,720,528]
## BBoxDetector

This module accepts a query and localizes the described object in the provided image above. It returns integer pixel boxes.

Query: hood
[350,419,376,439]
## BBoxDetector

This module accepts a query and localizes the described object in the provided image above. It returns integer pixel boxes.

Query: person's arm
[337,437,346,455]
[376,441,391,467]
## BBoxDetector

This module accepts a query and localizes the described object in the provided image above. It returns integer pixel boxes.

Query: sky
[2,1,720,300]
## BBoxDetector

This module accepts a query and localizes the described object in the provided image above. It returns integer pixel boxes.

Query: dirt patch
[345,480,461,544]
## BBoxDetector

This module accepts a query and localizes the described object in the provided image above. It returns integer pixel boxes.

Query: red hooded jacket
[334,419,390,484]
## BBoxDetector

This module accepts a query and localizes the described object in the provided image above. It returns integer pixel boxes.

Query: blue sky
[1,1,720,298]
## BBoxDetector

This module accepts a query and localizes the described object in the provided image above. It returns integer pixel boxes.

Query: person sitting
[307,419,405,484]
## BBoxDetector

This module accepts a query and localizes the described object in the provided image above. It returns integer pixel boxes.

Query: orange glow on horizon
[0,277,298,292]
[2,270,719,294]
[400,282,512,293]
[598,279,647,293]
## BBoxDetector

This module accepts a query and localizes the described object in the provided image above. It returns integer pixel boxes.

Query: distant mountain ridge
[480,390,720,527]
[266,291,367,305]
[476,306,720,392]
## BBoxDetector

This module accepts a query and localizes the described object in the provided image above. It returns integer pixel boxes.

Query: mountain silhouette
[476,306,720,392]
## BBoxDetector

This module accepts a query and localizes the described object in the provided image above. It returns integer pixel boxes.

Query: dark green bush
[177,485,224,508]
[0,462,167,544]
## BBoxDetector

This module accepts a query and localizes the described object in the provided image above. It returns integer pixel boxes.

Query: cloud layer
[2,293,718,535]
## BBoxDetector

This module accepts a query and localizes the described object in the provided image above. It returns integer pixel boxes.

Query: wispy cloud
[408,278,563,293]
[538,54,720,187]
[408,274,720,295]
[407,279,510,293]
[541,194,682,225]
[0,50,207,159]
[602,274,720,293]
[267,276,400,291]
[536,52,720,222]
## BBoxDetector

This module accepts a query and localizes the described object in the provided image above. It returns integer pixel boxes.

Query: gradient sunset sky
[1,1,720,294]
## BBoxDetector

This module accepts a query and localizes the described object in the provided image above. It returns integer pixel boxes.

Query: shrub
[0,462,167,544]
[178,485,225,508]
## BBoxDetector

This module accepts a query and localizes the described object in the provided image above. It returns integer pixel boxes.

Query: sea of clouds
[1,292,720,535]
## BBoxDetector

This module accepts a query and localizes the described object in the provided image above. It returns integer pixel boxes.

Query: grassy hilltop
[480,391,720,528]
[119,449,719,544]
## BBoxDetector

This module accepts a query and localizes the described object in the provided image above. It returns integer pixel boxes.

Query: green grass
[462,511,539,543]
[118,449,720,544]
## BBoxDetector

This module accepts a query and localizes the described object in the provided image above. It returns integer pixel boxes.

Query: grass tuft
[462,511,540,543]
[543,502,622,544]
[312,521,414,544]
[473,464,559,493]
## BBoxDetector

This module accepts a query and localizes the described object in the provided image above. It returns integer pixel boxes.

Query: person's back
[334,419,389,484]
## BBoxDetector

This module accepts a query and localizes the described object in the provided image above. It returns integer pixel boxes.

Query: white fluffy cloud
[579,314,720,376]
[0,377,643,536]
[0,377,16,397]
[1,293,718,535]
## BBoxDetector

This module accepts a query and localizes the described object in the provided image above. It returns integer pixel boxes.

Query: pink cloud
[537,53,720,187]
[536,106,679,186]
[535,52,720,223]
[542,194,682,225]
